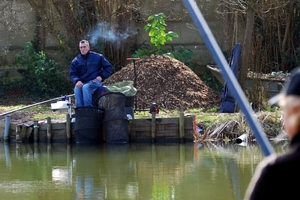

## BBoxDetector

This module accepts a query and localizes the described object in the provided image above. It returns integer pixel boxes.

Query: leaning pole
[182,0,274,156]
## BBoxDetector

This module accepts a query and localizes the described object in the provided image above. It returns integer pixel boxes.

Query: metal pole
[133,60,137,111]
[126,58,140,111]
[68,96,72,118]
[0,94,75,117]
[182,0,274,156]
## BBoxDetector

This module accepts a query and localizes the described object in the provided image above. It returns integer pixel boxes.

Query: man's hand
[97,76,102,81]
[76,81,83,88]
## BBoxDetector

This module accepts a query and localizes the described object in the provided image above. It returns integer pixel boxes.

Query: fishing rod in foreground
[182,0,274,156]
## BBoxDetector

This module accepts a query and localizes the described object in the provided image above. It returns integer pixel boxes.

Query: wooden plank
[21,125,27,140]
[151,112,156,142]
[131,118,179,124]
[156,133,176,137]
[16,125,22,142]
[37,123,66,130]
[10,124,17,133]
[38,131,47,141]
[131,119,152,126]
[33,121,38,143]
[184,115,196,139]
[184,116,196,129]
[157,124,178,130]
[184,129,194,139]
[52,123,67,129]
[156,129,179,133]
[184,125,194,129]
[179,112,184,138]
[9,126,16,136]
[38,123,47,130]
[0,115,196,142]
[131,128,151,132]
[155,118,179,124]
[131,131,151,138]
[26,127,33,139]
[132,119,152,124]
[52,130,67,140]
[0,121,4,135]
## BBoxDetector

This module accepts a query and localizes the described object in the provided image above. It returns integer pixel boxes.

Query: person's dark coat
[70,51,113,84]
[244,133,300,200]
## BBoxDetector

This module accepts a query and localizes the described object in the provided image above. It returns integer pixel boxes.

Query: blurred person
[70,40,113,107]
[244,67,300,200]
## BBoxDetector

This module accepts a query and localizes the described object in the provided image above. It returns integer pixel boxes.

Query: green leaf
[148,15,154,21]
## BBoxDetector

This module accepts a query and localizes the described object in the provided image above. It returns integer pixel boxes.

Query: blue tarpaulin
[219,43,242,113]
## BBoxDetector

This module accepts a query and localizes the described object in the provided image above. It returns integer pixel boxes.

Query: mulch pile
[103,55,220,111]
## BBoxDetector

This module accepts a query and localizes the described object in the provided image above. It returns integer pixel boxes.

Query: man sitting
[69,40,113,107]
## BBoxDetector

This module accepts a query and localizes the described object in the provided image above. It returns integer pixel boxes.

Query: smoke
[87,22,137,48]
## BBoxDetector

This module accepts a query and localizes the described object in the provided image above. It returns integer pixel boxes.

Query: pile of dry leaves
[104,55,220,111]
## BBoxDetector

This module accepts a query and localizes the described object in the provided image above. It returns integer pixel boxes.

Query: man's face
[79,42,90,55]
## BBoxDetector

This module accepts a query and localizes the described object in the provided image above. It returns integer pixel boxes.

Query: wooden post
[66,114,71,143]
[16,125,21,142]
[151,112,156,142]
[33,121,39,143]
[47,117,52,143]
[179,112,185,142]
[26,127,33,141]
[21,125,27,141]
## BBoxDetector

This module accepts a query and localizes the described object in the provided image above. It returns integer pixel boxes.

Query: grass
[33,112,68,121]
[0,102,233,123]
[0,103,68,121]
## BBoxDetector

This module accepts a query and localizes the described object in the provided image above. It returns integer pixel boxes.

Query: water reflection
[0,141,289,200]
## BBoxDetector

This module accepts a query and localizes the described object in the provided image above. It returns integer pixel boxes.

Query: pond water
[0,141,289,200]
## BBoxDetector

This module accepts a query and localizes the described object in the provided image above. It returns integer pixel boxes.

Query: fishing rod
[0,94,75,117]
[182,0,274,156]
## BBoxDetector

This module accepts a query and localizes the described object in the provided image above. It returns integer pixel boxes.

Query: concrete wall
[0,0,232,78]
[0,1,35,63]
[0,0,36,79]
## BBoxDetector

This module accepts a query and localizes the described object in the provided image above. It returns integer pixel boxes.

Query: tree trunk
[281,0,296,71]
[240,5,255,89]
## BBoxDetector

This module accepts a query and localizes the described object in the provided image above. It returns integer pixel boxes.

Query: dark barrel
[125,96,135,107]
[74,107,103,144]
[125,95,135,119]
[97,92,129,143]
[103,111,129,144]
[125,107,134,119]
[92,86,109,107]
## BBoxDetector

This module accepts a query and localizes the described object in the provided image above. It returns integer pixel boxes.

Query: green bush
[132,13,194,67]
[15,42,73,98]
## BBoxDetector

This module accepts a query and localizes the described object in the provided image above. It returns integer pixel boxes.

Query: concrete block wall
[0,0,232,77]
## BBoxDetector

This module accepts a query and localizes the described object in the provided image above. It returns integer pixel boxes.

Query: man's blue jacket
[70,51,113,84]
